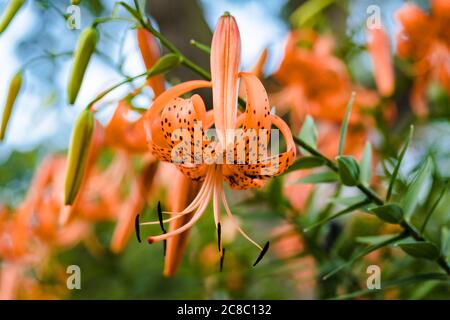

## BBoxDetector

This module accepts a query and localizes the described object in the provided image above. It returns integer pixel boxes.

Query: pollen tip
[147,237,154,244]
[134,214,141,243]
[220,248,226,272]
[253,241,270,267]
[217,222,222,252]
[222,11,231,17]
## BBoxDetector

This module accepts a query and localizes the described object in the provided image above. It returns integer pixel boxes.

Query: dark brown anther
[134,214,141,243]
[157,201,167,256]
[220,248,226,272]
[253,241,270,267]
[157,201,166,233]
[217,222,222,252]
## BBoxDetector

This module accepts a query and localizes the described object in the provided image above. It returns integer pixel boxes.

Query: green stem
[118,1,212,80]
[190,39,211,54]
[92,16,136,27]
[292,136,450,276]
[22,51,73,69]
[86,71,148,110]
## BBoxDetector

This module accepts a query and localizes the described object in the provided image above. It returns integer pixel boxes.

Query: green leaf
[294,171,339,184]
[356,234,402,245]
[329,195,367,206]
[402,157,433,220]
[386,125,414,201]
[441,227,450,263]
[304,198,371,232]
[370,203,404,224]
[323,233,406,280]
[336,155,360,186]
[333,273,449,300]
[359,141,372,186]
[298,115,318,151]
[285,156,324,174]
[337,92,356,155]
[290,0,335,28]
[420,184,447,233]
[395,237,440,260]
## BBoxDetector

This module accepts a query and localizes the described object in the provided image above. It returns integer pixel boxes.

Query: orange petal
[367,26,395,97]
[137,27,165,96]
[163,171,201,277]
[239,72,271,132]
[211,13,241,145]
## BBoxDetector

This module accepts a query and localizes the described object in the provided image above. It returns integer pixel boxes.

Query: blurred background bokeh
[0,0,449,299]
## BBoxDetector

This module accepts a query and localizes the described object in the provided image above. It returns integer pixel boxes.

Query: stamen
[140,213,185,226]
[157,201,166,233]
[134,214,141,243]
[157,201,167,256]
[147,188,212,243]
[220,248,226,272]
[213,169,222,252]
[220,186,263,251]
[161,167,214,215]
[253,241,270,267]
[217,222,222,252]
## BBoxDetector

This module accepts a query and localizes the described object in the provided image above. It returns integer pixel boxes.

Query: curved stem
[86,71,148,110]
[292,136,450,276]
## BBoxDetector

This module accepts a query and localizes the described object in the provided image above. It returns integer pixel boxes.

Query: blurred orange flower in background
[396,0,450,116]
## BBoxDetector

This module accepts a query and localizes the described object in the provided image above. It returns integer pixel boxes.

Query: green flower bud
[67,26,98,104]
[64,110,94,205]
[0,71,23,141]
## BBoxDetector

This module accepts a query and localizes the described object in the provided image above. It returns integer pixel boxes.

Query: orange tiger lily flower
[141,13,296,262]
[367,25,395,97]
[396,0,450,117]
[15,156,90,247]
[104,99,149,153]
[271,30,379,130]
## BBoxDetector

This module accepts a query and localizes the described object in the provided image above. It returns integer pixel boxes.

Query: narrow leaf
[329,195,366,206]
[294,171,339,184]
[420,184,447,233]
[290,0,335,28]
[359,141,372,186]
[284,156,324,174]
[356,234,401,245]
[304,198,371,232]
[338,91,356,155]
[402,157,433,220]
[441,227,450,263]
[334,273,449,300]
[323,233,406,280]
[298,115,318,151]
[386,125,414,201]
